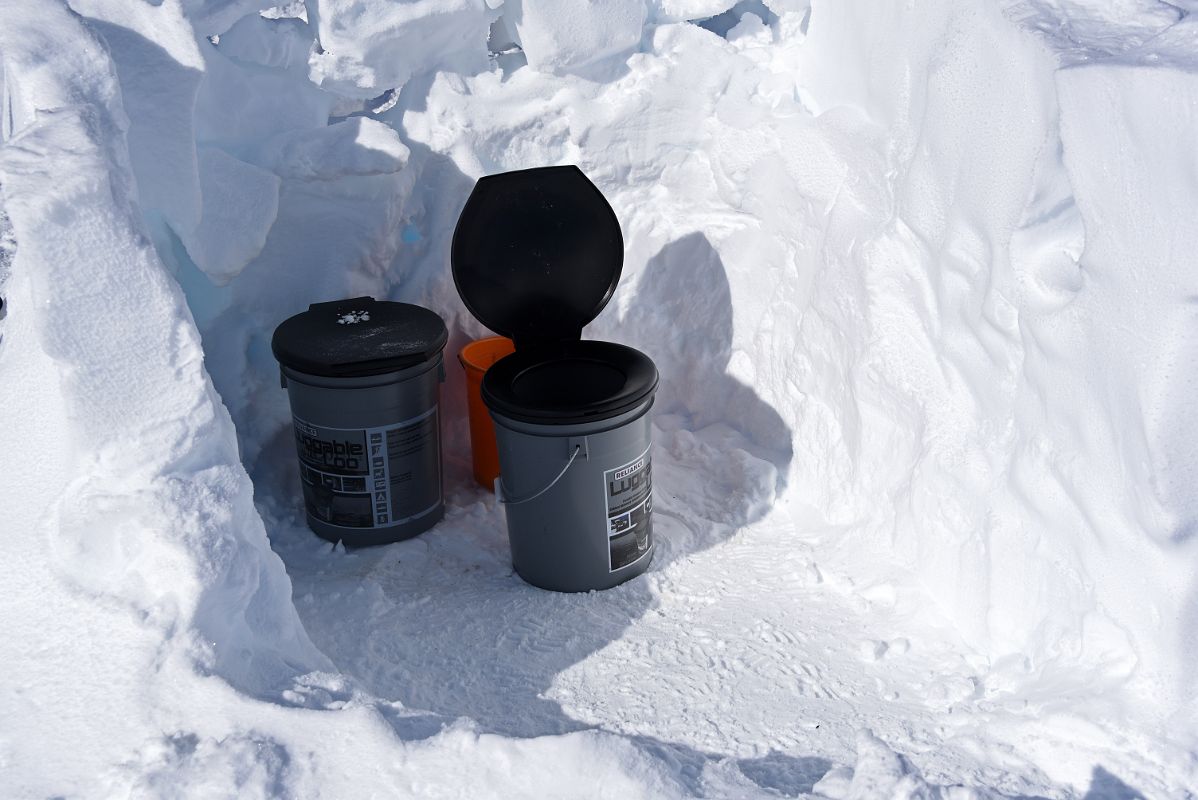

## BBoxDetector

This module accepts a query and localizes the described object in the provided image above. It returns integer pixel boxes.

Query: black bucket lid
[451,165,623,348]
[272,296,448,378]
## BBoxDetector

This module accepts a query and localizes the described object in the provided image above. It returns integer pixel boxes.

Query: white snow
[654,0,737,23]
[182,146,280,283]
[217,12,313,71]
[3,0,1198,796]
[509,0,647,74]
[306,0,494,98]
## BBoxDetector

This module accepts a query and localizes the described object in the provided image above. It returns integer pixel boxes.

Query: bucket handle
[500,444,582,506]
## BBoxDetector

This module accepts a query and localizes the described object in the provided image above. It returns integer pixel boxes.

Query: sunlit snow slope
[2,0,1197,797]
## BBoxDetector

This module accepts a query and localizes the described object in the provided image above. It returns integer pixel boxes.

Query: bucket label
[292,408,441,530]
[605,447,653,571]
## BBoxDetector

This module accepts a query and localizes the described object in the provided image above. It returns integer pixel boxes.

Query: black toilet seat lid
[482,341,658,425]
[451,165,623,348]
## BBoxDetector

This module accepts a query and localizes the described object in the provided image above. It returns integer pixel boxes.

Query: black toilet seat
[482,340,658,426]
[452,165,658,426]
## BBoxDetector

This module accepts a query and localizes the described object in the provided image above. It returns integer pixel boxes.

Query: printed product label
[606,447,653,571]
[292,408,440,530]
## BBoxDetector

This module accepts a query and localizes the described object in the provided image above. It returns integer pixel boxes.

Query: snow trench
[2,0,1197,796]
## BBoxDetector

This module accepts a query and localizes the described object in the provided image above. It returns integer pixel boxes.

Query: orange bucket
[459,336,516,490]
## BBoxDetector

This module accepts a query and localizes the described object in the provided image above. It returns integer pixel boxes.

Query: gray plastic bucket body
[280,355,445,546]
[493,397,655,592]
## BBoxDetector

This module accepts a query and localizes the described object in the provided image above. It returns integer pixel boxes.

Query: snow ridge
[2,0,1198,796]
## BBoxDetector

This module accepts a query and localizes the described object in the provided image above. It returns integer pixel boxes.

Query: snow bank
[812,731,996,800]
[4,0,1198,794]
[793,0,1198,711]
[0,0,321,786]
[654,0,737,23]
[182,146,280,283]
[0,0,325,692]
[508,0,647,74]
[398,0,1198,716]
[307,0,494,98]
[1055,54,1198,702]
[0,2,699,796]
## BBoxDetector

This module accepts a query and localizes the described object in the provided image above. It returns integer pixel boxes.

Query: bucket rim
[482,340,657,426]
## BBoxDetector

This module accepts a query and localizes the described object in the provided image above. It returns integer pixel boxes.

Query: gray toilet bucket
[491,388,656,592]
[452,166,659,591]
[272,297,448,546]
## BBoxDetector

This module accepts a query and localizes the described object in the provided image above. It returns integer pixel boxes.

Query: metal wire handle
[499,445,582,506]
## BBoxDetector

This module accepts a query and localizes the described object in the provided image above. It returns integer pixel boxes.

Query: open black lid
[451,165,623,348]
[272,296,447,378]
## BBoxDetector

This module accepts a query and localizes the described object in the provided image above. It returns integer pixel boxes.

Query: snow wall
[2,0,1197,795]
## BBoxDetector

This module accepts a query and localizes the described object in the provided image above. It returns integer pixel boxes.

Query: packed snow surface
[2,0,1198,796]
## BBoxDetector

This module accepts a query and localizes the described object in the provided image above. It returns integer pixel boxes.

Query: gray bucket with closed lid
[271,296,448,546]
[452,165,659,592]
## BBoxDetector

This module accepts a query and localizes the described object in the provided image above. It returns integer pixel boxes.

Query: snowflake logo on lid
[337,310,370,325]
